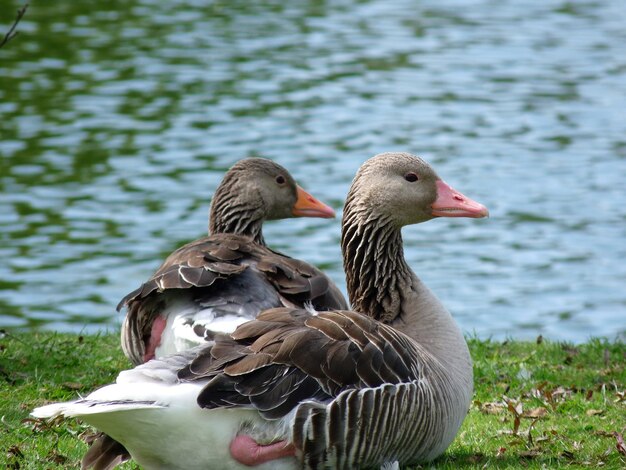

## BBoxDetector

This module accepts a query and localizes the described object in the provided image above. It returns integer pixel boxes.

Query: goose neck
[209,198,266,246]
[341,209,412,324]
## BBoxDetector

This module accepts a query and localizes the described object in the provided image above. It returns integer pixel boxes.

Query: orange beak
[292,186,336,218]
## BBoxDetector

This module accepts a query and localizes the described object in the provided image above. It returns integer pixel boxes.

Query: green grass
[1,332,625,469]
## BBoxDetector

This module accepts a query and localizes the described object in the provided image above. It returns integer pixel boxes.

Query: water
[1,0,625,342]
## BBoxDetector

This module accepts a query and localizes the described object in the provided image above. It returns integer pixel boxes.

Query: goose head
[209,158,335,242]
[345,152,488,229]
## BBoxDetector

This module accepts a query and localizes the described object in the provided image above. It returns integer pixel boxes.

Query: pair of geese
[33,152,488,470]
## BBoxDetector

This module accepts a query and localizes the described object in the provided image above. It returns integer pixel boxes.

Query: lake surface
[1,0,625,342]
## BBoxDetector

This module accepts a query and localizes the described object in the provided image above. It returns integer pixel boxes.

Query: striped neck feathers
[341,201,413,324]
[209,189,266,246]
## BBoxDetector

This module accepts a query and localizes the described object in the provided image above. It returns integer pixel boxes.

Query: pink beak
[431,180,489,218]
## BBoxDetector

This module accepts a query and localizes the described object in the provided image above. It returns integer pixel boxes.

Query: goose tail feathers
[32,399,162,420]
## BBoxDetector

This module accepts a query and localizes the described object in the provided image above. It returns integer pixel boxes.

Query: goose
[119,158,348,366]
[33,152,488,469]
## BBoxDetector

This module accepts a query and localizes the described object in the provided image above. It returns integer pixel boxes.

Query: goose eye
[275,175,286,185]
[404,172,419,182]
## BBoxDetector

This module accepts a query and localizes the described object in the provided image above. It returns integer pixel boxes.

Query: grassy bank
[1,332,624,469]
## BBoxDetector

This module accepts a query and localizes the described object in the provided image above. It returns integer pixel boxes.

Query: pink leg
[230,434,296,466]
[144,315,167,362]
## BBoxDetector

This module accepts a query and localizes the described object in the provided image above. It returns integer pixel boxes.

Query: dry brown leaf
[524,407,548,418]
[520,449,541,458]
[505,398,523,416]
[46,449,67,465]
[7,445,23,458]
[614,432,626,457]
[513,415,521,434]
[586,409,604,416]
[481,402,506,414]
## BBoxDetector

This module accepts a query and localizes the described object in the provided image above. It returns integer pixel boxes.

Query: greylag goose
[33,152,488,469]
[120,158,348,366]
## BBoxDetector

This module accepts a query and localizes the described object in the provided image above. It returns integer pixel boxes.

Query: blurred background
[1,0,625,341]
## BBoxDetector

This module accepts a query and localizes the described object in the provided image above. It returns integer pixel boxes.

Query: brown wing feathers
[119,234,346,313]
[119,234,348,365]
[180,307,421,422]
[117,236,253,310]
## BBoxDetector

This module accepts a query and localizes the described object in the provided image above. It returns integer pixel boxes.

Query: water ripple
[1,0,625,341]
